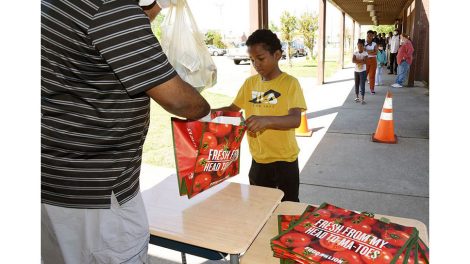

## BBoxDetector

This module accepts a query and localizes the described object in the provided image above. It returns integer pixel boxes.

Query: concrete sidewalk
[299,67,429,228]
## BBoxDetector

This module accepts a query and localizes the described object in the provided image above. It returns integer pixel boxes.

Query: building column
[317,0,326,84]
[352,20,356,54]
[402,8,408,34]
[249,0,269,33]
[339,12,345,69]
[407,0,428,86]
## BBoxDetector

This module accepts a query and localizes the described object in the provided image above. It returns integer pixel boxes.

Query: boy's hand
[246,115,270,133]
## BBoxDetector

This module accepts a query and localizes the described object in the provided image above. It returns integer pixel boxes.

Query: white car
[226,42,250,65]
[207,45,226,56]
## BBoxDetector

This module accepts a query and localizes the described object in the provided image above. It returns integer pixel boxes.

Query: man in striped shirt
[41,0,210,263]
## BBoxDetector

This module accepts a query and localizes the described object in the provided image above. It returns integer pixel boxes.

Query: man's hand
[146,75,210,120]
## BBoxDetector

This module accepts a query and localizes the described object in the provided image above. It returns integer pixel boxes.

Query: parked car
[226,42,250,65]
[207,45,226,56]
[281,42,308,59]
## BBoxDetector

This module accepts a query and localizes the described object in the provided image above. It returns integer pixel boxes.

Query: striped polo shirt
[41,0,177,208]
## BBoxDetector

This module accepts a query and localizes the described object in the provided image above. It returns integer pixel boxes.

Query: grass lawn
[280,50,354,79]
[280,59,341,79]
[142,90,235,168]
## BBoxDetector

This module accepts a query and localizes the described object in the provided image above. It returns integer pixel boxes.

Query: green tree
[298,12,318,61]
[280,11,298,66]
[150,13,165,40]
[372,25,395,34]
[269,20,280,33]
[205,30,226,48]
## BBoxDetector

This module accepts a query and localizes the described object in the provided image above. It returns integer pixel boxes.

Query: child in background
[375,43,387,86]
[353,39,368,104]
[213,29,307,202]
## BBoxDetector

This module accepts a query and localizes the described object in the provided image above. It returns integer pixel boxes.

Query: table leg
[229,254,239,264]
[181,252,187,264]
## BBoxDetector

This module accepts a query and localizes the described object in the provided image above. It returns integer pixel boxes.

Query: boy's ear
[274,50,282,60]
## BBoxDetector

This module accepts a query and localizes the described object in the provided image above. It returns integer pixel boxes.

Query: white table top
[241,201,429,264]
[141,174,284,254]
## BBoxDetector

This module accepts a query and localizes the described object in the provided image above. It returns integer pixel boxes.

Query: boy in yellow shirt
[214,29,307,201]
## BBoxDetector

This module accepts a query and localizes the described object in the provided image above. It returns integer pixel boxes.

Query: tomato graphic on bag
[200,132,217,155]
[333,251,364,264]
[292,247,322,262]
[361,249,394,264]
[208,123,232,138]
[280,232,311,248]
[194,155,209,173]
[192,173,212,193]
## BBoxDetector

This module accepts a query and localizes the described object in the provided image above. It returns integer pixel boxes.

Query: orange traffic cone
[296,111,313,137]
[372,90,397,144]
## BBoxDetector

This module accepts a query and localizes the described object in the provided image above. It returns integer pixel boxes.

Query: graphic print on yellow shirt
[233,72,307,163]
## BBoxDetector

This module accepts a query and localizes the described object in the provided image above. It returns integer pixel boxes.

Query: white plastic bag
[160,0,217,92]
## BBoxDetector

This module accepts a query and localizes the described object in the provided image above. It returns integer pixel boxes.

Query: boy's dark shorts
[248,159,299,202]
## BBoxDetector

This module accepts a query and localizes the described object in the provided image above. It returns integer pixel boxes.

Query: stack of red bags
[271,203,429,264]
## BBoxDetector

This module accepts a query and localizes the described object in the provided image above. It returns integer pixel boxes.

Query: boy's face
[247,43,281,77]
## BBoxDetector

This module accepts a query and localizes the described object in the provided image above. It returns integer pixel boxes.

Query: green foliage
[372,25,396,34]
[298,12,318,61]
[205,30,226,48]
[150,13,165,40]
[280,11,297,43]
[280,11,298,66]
[269,20,280,32]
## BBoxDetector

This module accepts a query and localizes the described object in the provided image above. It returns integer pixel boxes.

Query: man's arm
[146,75,210,120]
[212,104,241,113]
[245,108,302,133]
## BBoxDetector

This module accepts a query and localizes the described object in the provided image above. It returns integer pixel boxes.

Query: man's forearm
[212,104,241,113]
[146,75,210,120]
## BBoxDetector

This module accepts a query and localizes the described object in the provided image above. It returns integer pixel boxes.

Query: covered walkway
[250,0,429,86]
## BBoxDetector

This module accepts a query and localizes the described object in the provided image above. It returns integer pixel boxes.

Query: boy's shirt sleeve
[233,79,248,109]
[288,78,307,111]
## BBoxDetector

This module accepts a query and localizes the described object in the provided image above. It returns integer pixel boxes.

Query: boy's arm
[245,108,302,133]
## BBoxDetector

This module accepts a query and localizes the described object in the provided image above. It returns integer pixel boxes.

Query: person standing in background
[375,43,387,86]
[372,31,380,44]
[365,30,378,95]
[389,29,401,75]
[353,39,368,104]
[386,32,393,69]
[392,33,414,88]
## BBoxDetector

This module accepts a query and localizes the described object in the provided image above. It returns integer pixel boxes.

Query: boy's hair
[378,42,384,47]
[357,38,365,45]
[367,30,374,35]
[246,29,283,54]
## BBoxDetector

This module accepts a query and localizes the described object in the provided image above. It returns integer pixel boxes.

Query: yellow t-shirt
[233,72,307,164]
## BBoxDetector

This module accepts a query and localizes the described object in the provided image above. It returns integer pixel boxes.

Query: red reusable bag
[171,111,246,198]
